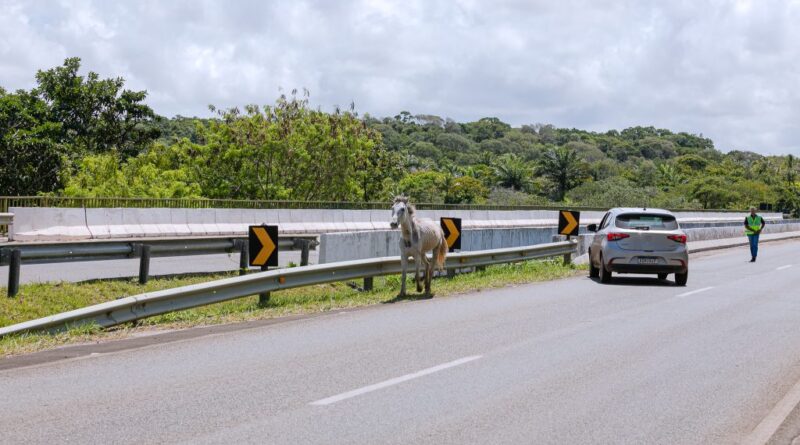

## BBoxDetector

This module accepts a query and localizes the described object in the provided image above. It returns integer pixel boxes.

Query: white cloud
[1,0,798,155]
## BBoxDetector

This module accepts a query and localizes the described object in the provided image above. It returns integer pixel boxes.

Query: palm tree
[656,163,686,189]
[786,154,797,184]
[537,147,588,201]
[493,154,532,191]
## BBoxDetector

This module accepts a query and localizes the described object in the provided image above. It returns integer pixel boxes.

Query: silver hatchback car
[587,208,689,285]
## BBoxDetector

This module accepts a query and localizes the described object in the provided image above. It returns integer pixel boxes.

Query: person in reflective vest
[744,207,765,262]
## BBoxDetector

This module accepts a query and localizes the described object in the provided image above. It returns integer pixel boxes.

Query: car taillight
[668,234,687,244]
[607,233,630,241]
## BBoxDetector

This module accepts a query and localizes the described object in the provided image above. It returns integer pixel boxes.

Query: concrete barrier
[321,227,562,263]
[9,207,91,241]
[7,206,787,242]
[169,208,194,237]
[321,220,800,264]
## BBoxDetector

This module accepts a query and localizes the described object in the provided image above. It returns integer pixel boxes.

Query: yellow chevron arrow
[560,211,578,235]
[443,218,460,248]
[252,227,276,266]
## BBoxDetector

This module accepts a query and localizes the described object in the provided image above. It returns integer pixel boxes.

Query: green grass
[0,260,586,357]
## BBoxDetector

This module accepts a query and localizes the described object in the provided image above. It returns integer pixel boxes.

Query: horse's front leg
[424,254,433,295]
[399,253,408,297]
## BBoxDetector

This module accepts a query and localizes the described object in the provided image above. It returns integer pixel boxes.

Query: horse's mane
[393,195,415,215]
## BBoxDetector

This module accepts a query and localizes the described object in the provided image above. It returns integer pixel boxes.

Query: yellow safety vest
[745,215,763,235]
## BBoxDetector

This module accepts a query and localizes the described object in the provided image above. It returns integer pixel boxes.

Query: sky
[1,0,799,155]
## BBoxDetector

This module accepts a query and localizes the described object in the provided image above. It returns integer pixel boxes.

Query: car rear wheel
[657,273,668,280]
[589,250,600,278]
[599,254,612,283]
[675,271,688,286]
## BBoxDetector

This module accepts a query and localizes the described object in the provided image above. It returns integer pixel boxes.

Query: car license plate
[638,257,659,265]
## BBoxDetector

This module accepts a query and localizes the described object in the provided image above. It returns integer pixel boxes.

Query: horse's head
[390,196,412,229]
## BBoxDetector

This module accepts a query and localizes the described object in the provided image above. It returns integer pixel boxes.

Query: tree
[537,147,589,201]
[434,132,475,154]
[62,144,201,198]
[445,176,488,204]
[567,177,652,207]
[463,117,511,142]
[785,155,797,184]
[34,57,159,157]
[0,89,65,195]
[487,187,550,206]
[689,177,739,209]
[638,137,677,159]
[776,184,800,216]
[675,154,709,172]
[186,91,387,201]
[656,163,686,189]
[397,171,448,203]
[494,154,533,192]
[355,142,403,201]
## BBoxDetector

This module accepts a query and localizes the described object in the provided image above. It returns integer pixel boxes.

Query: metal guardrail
[1,235,319,296]
[0,196,746,213]
[0,236,317,265]
[0,240,577,337]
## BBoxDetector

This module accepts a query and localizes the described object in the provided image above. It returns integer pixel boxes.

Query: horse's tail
[435,236,448,271]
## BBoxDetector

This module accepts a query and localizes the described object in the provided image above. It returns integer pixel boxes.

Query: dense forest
[2,58,799,214]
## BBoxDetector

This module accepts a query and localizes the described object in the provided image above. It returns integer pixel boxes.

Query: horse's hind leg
[415,256,423,293]
[424,258,433,295]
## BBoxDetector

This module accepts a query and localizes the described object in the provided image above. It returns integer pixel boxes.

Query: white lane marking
[741,377,800,445]
[777,265,793,271]
[310,355,482,406]
[677,286,714,298]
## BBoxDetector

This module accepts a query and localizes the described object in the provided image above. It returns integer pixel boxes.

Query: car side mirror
[587,224,598,232]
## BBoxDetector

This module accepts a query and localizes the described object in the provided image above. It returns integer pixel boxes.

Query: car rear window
[615,213,678,230]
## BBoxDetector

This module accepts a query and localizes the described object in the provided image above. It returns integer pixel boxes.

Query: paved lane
[1,240,799,444]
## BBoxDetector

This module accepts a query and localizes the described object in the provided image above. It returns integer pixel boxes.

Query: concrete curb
[687,233,800,254]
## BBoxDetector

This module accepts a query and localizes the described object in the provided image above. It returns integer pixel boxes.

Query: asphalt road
[1,240,800,444]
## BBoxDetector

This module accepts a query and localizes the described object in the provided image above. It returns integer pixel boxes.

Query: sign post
[249,225,278,306]
[558,210,580,265]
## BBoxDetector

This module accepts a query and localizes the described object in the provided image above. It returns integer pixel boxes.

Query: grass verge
[0,259,586,357]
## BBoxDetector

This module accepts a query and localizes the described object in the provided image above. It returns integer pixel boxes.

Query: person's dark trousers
[748,233,760,260]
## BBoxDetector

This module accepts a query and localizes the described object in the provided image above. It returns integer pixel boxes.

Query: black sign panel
[440,217,462,252]
[249,225,279,267]
[558,210,580,237]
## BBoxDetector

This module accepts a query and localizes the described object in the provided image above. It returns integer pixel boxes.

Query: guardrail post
[239,241,249,276]
[563,236,572,265]
[8,249,21,297]
[258,265,270,306]
[447,268,456,279]
[363,277,374,291]
[138,245,151,285]
[298,240,310,267]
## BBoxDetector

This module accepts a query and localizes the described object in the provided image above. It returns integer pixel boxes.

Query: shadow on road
[588,275,679,287]
[382,293,435,304]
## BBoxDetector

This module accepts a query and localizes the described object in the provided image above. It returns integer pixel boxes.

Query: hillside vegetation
[2,58,798,214]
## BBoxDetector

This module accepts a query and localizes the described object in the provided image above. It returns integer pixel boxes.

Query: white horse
[389,196,448,296]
